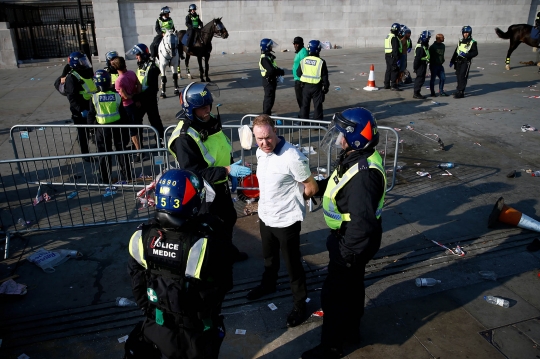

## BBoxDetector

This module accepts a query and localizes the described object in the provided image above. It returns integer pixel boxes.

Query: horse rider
[128,43,165,144]
[296,40,330,121]
[151,6,175,58]
[186,4,203,54]
[535,11,540,29]
[87,70,131,183]
[167,82,251,263]
[449,25,478,99]
[384,23,403,91]
[64,51,97,160]
[127,169,235,359]
[259,38,284,115]
[104,51,119,87]
[412,30,431,100]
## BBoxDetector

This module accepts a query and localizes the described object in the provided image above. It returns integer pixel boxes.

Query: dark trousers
[384,54,399,87]
[413,62,428,94]
[455,61,471,92]
[124,103,141,138]
[299,83,324,120]
[143,315,225,359]
[137,94,165,141]
[320,232,381,349]
[429,65,446,93]
[151,34,162,58]
[262,78,277,115]
[72,113,90,154]
[96,119,131,183]
[294,80,303,114]
[259,220,307,308]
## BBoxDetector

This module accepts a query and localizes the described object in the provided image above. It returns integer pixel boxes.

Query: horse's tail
[495,27,511,39]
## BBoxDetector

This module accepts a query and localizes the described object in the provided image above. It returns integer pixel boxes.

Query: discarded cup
[483,295,509,308]
[415,278,441,287]
[479,271,497,281]
[116,297,137,307]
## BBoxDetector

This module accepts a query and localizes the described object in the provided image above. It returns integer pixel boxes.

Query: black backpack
[123,320,161,359]
[53,76,67,96]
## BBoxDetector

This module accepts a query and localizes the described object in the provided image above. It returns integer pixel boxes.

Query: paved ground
[0,43,540,359]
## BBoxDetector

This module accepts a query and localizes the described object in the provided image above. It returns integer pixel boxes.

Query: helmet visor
[79,56,92,69]
[320,125,344,153]
[184,82,220,108]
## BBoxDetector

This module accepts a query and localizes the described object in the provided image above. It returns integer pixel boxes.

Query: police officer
[167,82,251,262]
[397,25,412,86]
[413,31,431,100]
[128,169,234,359]
[384,23,402,91]
[128,43,165,144]
[64,51,97,159]
[301,107,387,359]
[449,25,478,99]
[186,4,203,53]
[151,6,175,58]
[87,70,131,183]
[259,38,284,115]
[104,51,120,88]
[296,40,330,120]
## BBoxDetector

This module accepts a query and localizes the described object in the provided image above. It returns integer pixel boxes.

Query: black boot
[413,92,425,99]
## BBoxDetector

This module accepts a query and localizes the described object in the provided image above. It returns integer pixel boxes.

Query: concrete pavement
[1,43,540,358]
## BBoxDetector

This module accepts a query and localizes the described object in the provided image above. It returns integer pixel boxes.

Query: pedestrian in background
[413,31,431,100]
[449,25,478,99]
[292,37,308,116]
[247,114,318,328]
[429,34,447,96]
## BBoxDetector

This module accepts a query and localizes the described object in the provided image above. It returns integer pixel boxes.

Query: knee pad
[172,73,178,80]
[161,76,167,84]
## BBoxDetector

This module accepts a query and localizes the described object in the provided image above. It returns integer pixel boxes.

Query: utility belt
[330,228,346,237]
[455,57,470,63]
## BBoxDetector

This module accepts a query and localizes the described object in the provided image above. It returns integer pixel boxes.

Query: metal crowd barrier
[0,148,167,259]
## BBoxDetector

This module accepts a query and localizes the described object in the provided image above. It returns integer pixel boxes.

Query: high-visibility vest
[91,91,122,124]
[137,62,155,92]
[415,44,430,62]
[70,70,97,100]
[299,56,323,84]
[167,120,232,184]
[456,38,476,57]
[158,18,174,32]
[110,73,119,86]
[259,54,278,78]
[322,152,386,229]
[385,33,402,54]
[189,15,200,28]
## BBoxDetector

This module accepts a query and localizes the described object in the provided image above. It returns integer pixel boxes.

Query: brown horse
[176,18,229,82]
[495,24,540,70]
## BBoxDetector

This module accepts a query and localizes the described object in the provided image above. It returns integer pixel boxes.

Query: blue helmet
[93,69,111,92]
[330,107,379,151]
[127,43,150,61]
[260,38,275,53]
[462,25,472,38]
[308,40,322,55]
[399,25,411,37]
[418,30,432,43]
[68,51,91,70]
[155,169,206,228]
[105,51,118,67]
[189,4,197,11]
[391,23,401,33]
[161,6,171,15]
[179,82,219,121]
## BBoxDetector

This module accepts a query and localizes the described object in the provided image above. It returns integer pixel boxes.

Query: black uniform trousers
[455,60,471,92]
[300,83,324,120]
[262,78,277,115]
[96,117,132,183]
[137,93,165,141]
[151,34,162,58]
[259,220,307,309]
[384,54,399,87]
[413,62,428,94]
[320,232,382,349]
[72,113,90,154]
[294,80,303,114]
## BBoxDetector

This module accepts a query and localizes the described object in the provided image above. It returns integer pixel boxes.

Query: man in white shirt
[246,114,318,327]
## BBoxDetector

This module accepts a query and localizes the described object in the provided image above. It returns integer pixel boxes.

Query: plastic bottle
[532,171,540,177]
[116,297,138,307]
[483,295,509,308]
[437,162,454,169]
[17,218,27,228]
[415,278,441,287]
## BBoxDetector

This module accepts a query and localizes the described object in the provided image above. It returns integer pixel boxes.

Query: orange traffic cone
[363,64,379,91]
[488,197,540,232]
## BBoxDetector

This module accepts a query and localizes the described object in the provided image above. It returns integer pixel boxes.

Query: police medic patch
[148,236,182,261]
[147,288,158,302]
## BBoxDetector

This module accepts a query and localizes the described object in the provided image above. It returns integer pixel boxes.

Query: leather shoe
[286,305,306,327]
[301,344,343,359]
[246,285,276,300]
[383,84,391,89]
[413,93,426,99]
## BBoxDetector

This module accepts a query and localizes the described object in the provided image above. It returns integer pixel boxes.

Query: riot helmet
[308,40,322,55]
[178,82,219,122]
[93,69,112,92]
[68,51,92,70]
[321,107,379,152]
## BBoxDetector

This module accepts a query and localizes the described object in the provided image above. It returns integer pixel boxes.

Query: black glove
[279,68,285,76]
[323,88,329,94]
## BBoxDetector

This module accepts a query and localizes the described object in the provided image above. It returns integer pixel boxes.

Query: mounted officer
[151,6,175,58]
[186,4,204,53]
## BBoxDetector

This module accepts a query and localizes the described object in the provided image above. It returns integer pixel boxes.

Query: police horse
[157,29,180,98]
[495,25,540,70]
[177,18,229,82]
